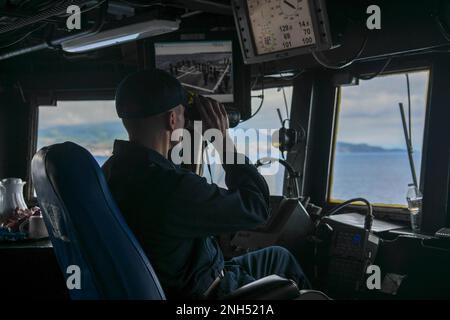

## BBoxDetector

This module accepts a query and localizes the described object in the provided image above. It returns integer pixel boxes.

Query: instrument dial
[280,0,301,17]
[247,0,317,55]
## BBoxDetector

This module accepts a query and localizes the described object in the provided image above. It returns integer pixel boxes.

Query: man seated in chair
[102,69,310,299]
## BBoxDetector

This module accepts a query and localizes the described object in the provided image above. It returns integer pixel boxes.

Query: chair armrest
[222,275,300,300]
[296,290,332,300]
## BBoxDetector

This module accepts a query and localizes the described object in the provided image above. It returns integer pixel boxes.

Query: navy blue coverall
[102,140,309,298]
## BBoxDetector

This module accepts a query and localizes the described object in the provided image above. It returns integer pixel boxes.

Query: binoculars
[184,91,241,128]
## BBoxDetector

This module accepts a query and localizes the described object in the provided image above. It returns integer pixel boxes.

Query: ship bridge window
[202,86,293,196]
[329,70,429,206]
[37,101,127,166]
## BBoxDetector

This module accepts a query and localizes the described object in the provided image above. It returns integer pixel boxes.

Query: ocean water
[95,152,421,206]
[331,152,422,205]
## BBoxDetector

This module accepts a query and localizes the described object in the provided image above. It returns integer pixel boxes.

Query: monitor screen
[154,40,234,103]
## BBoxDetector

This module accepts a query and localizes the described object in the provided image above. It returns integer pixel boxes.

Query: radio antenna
[281,86,290,119]
[405,74,412,144]
[398,102,419,189]
[276,108,284,126]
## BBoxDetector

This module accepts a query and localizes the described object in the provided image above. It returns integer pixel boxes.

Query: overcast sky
[337,70,428,150]
[38,70,429,151]
[39,100,118,129]
[241,70,428,151]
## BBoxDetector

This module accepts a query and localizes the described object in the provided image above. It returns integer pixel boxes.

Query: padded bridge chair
[32,142,325,300]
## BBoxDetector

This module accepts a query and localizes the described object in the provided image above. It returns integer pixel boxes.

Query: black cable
[118,0,166,8]
[81,0,109,14]
[312,36,368,70]
[204,147,214,184]
[327,197,374,231]
[0,0,104,36]
[0,23,48,49]
[0,1,70,34]
[206,163,213,183]
[247,98,264,119]
[351,43,450,64]
[19,0,64,11]
[246,72,265,120]
[255,157,300,198]
[250,74,259,90]
[0,0,108,52]
[57,0,109,17]
[435,15,450,42]
[356,56,392,81]
[0,0,108,49]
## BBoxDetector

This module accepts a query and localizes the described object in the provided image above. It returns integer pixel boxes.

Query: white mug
[20,215,49,239]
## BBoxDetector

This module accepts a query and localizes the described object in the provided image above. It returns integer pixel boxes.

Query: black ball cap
[115,68,188,119]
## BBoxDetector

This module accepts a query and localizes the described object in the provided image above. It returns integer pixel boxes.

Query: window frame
[201,84,295,197]
[247,84,294,197]
[319,53,450,233]
[29,91,117,201]
[299,54,450,230]
[328,67,431,212]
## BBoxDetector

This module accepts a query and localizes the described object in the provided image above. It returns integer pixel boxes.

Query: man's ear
[167,110,177,131]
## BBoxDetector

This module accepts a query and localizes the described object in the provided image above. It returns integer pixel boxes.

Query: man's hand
[195,95,236,156]
[195,95,228,135]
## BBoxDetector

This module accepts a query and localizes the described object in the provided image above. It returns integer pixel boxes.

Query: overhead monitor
[232,0,332,64]
[154,40,234,103]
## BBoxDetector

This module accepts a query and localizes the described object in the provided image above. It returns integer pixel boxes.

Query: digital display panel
[154,41,233,103]
[247,0,317,55]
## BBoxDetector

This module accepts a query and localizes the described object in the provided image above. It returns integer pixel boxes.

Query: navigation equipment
[232,0,332,64]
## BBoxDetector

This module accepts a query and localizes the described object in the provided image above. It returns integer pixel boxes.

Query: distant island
[37,122,127,156]
[336,142,404,153]
[38,121,407,156]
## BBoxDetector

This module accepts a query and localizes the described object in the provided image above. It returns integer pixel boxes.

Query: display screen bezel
[246,0,318,56]
[232,0,332,64]
[154,40,235,104]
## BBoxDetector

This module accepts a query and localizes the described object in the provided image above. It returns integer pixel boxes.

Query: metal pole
[398,102,418,188]
[405,74,412,144]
